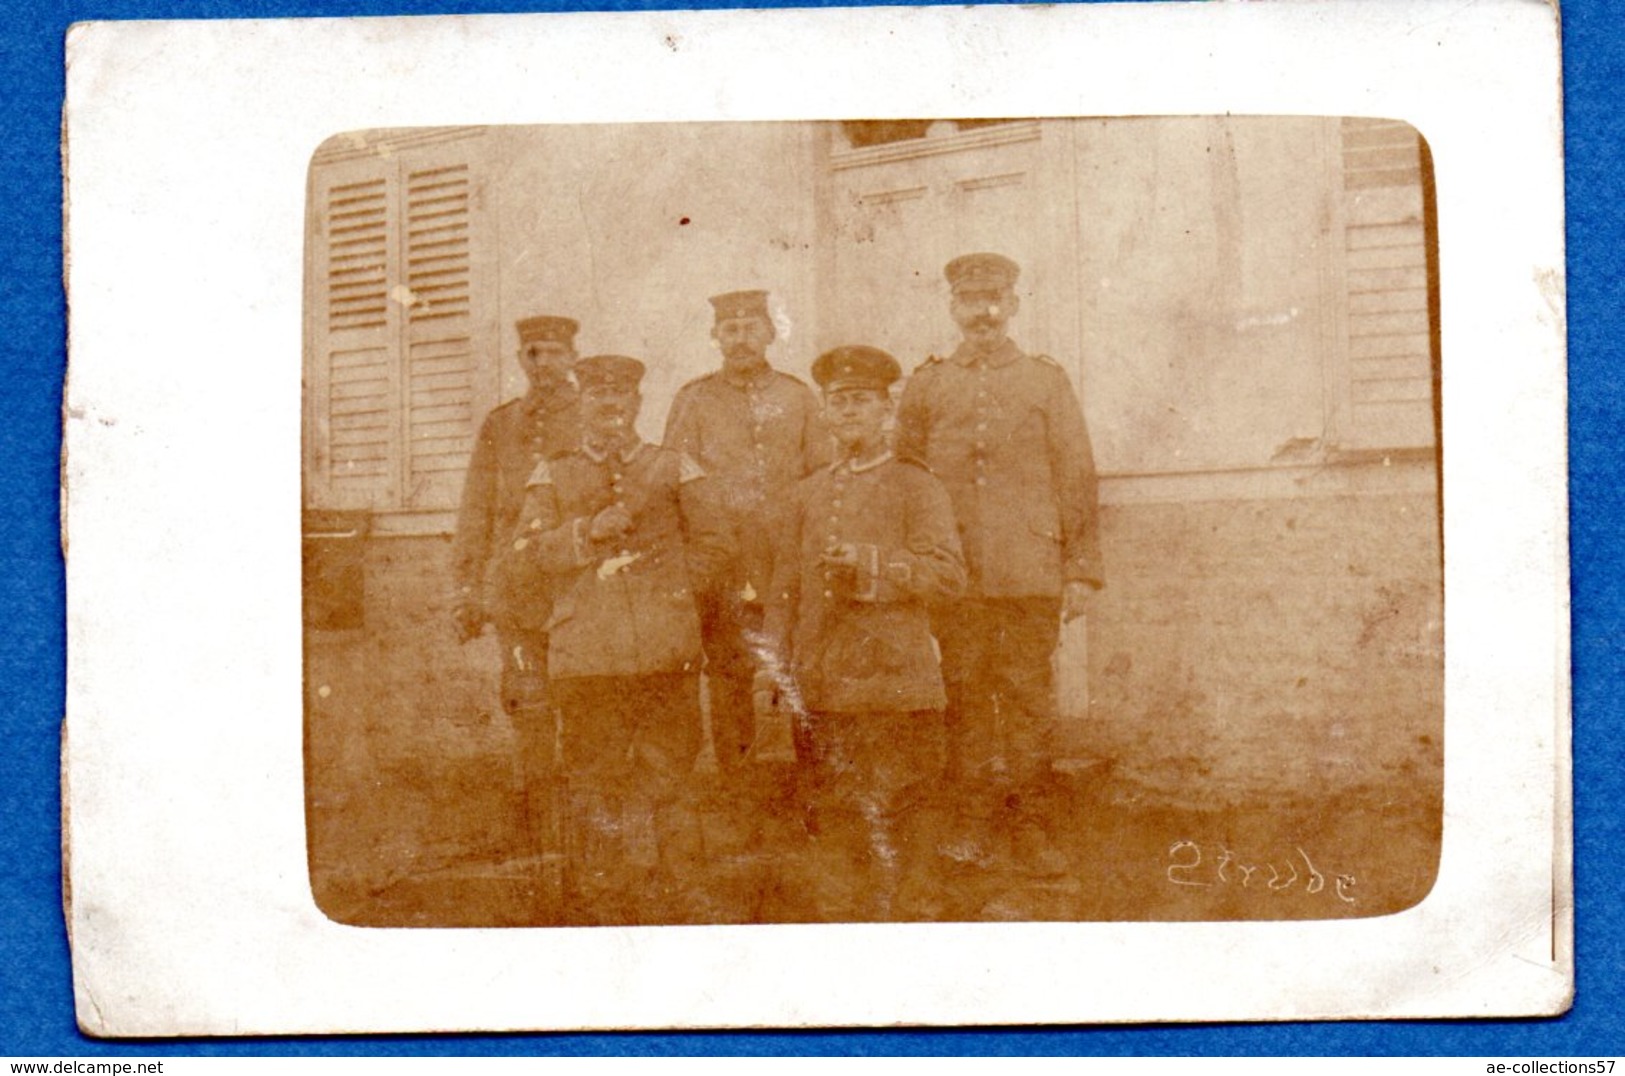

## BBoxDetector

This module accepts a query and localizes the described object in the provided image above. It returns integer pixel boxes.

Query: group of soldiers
[450,253,1104,924]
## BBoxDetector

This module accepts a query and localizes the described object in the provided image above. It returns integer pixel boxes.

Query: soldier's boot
[852,796,902,921]
[1010,822,1069,878]
[514,706,558,855]
[707,672,757,781]
[511,702,561,919]
[650,796,708,924]
[891,800,951,921]
[562,790,627,926]
[1003,786,1071,880]
[520,783,553,858]
[520,777,565,921]
[808,811,869,922]
[938,780,999,873]
[609,794,677,926]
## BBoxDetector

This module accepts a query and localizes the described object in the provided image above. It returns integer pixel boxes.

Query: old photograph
[63,1,1567,1033]
[302,117,1443,929]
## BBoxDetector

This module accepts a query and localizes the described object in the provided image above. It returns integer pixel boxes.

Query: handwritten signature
[1165,840,1356,904]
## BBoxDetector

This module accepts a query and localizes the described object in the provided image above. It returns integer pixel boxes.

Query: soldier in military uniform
[502,354,731,925]
[664,289,831,777]
[757,345,966,920]
[894,253,1105,876]
[450,314,581,861]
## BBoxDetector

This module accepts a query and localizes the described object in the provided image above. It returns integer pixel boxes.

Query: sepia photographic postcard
[62,0,1570,1035]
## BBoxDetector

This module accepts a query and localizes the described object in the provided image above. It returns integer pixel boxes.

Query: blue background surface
[3,0,1617,1056]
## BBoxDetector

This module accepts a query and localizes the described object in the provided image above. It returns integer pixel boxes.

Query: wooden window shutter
[402,156,480,510]
[305,130,495,518]
[1331,119,1439,452]
[308,158,403,509]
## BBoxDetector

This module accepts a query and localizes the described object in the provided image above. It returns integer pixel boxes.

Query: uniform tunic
[764,451,965,715]
[894,338,1102,596]
[504,440,729,680]
[450,384,580,724]
[451,385,581,632]
[664,365,832,575]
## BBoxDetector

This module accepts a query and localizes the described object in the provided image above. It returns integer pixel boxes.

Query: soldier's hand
[588,503,634,542]
[1061,580,1098,624]
[452,601,486,643]
[818,542,861,569]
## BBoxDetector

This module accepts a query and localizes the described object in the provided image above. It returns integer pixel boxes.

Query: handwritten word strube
[1166,841,1357,904]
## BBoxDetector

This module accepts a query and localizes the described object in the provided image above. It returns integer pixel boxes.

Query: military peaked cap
[944,252,1020,293]
[516,315,579,345]
[812,345,902,393]
[575,354,645,390]
[708,289,771,322]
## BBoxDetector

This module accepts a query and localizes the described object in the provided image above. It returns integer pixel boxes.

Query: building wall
[486,122,823,443]
[1073,116,1341,476]
[1082,472,1442,808]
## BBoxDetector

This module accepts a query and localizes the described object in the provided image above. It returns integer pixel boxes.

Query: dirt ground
[307,749,1441,929]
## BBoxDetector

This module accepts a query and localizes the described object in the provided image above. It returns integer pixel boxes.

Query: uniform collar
[581,438,644,465]
[832,449,894,475]
[950,337,1022,369]
[522,381,578,417]
[718,361,775,390]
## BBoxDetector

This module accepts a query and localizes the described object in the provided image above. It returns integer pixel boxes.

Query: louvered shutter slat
[1335,119,1436,451]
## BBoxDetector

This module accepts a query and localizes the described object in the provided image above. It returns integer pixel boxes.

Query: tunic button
[976,477,987,487]
[823,590,834,600]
